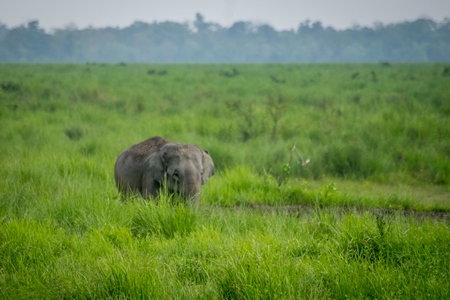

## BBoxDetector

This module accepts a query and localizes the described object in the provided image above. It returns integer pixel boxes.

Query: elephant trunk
[181,178,200,199]
[178,168,201,201]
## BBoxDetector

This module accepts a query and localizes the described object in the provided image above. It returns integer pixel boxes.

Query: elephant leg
[141,174,160,199]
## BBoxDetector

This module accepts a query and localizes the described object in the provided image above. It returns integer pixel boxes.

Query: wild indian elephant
[114,136,214,205]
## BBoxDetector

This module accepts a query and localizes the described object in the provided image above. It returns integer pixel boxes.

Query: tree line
[1,14,449,63]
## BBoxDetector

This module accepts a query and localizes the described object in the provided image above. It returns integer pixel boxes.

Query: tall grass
[1,202,449,299]
[1,63,449,185]
[1,63,449,298]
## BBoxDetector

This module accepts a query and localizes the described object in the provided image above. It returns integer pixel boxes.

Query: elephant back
[125,136,170,162]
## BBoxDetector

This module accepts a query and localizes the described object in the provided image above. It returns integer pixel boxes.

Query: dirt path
[227,204,450,221]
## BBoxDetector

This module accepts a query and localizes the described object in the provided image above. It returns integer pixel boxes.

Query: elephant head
[114,136,215,206]
[141,143,215,204]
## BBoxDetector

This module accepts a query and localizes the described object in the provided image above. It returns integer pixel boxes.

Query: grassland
[0,63,449,299]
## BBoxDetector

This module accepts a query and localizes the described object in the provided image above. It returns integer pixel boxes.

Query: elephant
[114,136,214,205]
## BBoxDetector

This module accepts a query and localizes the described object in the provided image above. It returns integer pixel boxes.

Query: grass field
[1,63,449,299]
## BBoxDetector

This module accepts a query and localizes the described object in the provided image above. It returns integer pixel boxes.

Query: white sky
[0,0,449,31]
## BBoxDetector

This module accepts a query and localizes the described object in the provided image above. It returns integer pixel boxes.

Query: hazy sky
[1,0,449,31]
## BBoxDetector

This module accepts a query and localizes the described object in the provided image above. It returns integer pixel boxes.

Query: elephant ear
[201,149,215,184]
[142,150,165,198]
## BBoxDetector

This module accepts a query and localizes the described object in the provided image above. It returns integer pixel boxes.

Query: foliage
[1,204,449,299]
[1,17,450,62]
[2,63,448,186]
[0,63,449,298]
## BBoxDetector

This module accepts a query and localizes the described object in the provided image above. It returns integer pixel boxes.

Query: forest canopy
[1,14,449,63]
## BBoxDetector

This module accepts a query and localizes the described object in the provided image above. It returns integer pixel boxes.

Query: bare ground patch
[217,204,450,222]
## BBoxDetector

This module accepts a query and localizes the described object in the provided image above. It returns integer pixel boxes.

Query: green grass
[1,203,449,299]
[1,63,449,185]
[0,63,449,298]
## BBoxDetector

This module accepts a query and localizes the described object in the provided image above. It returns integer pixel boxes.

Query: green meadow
[1,63,449,299]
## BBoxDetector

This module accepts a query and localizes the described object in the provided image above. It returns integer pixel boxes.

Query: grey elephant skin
[114,136,215,205]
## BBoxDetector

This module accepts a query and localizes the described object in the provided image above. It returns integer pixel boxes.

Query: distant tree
[0,20,51,61]
[194,13,208,33]
[228,21,253,38]
[0,16,449,62]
